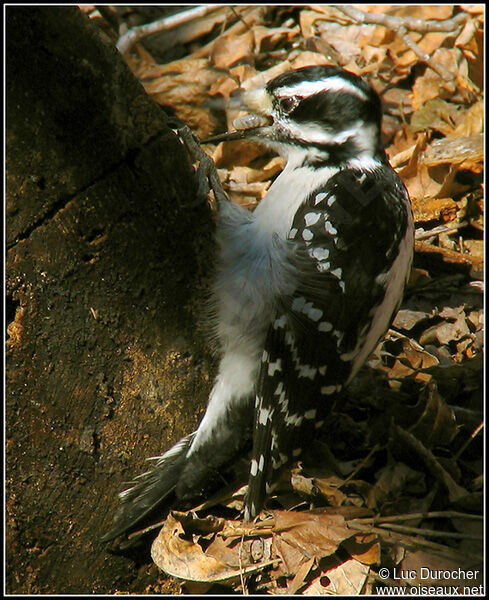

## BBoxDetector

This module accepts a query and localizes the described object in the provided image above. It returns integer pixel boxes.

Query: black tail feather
[101,434,194,542]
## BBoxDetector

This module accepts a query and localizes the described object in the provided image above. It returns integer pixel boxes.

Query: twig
[354,510,483,524]
[376,523,482,540]
[393,425,469,503]
[339,444,380,488]
[116,5,224,54]
[331,5,468,35]
[397,24,455,83]
[230,6,251,30]
[238,534,248,595]
[389,144,418,169]
[332,5,464,82]
[347,521,482,560]
[453,421,484,460]
[415,221,468,240]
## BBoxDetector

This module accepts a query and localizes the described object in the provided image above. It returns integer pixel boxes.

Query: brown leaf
[411,48,460,109]
[393,425,469,503]
[367,462,426,510]
[421,134,483,172]
[398,549,483,587]
[419,307,471,347]
[449,101,484,137]
[313,475,348,506]
[210,30,254,70]
[392,309,431,331]
[407,382,457,447]
[409,98,460,136]
[287,556,315,594]
[342,533,380,566]
[303,557,370,595]
[271,510,355,560]
[414,240,473,275]
[151,513,242,583]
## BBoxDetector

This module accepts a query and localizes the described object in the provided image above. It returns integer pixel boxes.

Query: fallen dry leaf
[303,557,370,595]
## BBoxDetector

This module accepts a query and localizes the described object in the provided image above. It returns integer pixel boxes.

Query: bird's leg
[167,117,230,208]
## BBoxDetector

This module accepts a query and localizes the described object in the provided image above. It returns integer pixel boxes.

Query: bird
[102,64,414,542]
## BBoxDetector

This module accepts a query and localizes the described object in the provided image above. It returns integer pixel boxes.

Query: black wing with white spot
[245,164,412,518]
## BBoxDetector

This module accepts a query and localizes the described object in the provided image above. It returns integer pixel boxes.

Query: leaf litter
[83,4,484,594]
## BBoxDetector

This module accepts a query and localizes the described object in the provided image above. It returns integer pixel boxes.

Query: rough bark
[6,6,215,593]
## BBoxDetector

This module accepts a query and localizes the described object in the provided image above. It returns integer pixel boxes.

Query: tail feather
[100,433,195,542]
[102,356,256,543]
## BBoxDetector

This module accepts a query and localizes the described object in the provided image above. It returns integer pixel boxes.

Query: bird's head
[205,65,384,166]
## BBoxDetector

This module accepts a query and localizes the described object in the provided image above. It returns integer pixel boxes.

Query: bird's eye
[278,96,298,114]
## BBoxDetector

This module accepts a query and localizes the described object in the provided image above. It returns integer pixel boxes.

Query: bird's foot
[167,117,229,208]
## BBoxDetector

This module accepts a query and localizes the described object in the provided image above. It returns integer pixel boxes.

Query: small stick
[238,534,248,595]
[375,522,482,540]
[393,425,469,503]
[333,5,463,82]
[347,521,482,560]
[331,5,468,35]
[415,221,468,240]
[339,444,380,487]
[117,5,223,54]
[453,421,484,460]
[354,510,482,524]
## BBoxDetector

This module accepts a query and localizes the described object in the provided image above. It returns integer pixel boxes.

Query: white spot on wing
[318,321,333,332]
[317,261,331,273]
[321,385,336,395]
[310,247,330,261]
[259,406,271,425]
[298,364,317,379]
[304,212,321,226]
[306,306,323,322]
[274,314,287,329]
[268,359,282,376]
[325,221,337,235]
[315,192,327,205]
[302,228,314,241]
[291,296,306,312]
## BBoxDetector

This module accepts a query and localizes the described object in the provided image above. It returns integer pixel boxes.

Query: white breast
[253,160,339,239]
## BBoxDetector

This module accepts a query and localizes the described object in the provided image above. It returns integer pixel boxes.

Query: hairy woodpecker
[102,65,414,541]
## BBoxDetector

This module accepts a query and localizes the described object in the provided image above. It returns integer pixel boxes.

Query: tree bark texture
[6,6,215,593]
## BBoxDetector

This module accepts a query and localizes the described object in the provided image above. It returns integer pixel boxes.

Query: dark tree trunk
[6,6,215,593]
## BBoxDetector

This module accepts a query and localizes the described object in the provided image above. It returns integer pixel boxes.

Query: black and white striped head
[210,66,384,165]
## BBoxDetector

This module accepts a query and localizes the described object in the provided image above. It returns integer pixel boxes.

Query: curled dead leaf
[407,381,457,447]
[151,512,276,583]
[421,133,483,172]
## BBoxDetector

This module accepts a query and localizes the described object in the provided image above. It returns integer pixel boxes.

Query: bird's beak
[202,88,273,144]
